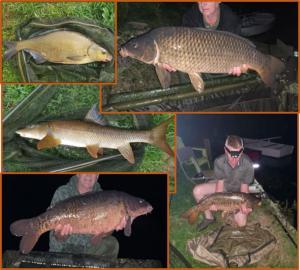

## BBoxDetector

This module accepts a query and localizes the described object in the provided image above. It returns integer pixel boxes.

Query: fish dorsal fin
[192,27,256,48]
[86,144,100,158]
[118,144,135,164]
[37,134,61,150]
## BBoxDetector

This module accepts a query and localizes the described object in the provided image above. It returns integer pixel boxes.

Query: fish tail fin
[181,206,200,224]
[149,117,174,157]
[258,55,285,88]
[10,218,40,254]
[4,41,18,61]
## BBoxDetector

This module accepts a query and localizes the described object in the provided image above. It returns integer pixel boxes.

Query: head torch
[225,146,243,158]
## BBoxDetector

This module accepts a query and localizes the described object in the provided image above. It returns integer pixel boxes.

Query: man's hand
[54,224,73,241]
[228,64,249,76]
[161,63,177,72]
[240,203,252,214]
[209,204,218,211]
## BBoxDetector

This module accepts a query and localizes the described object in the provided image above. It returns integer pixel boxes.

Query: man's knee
[89,236,119,258]
[103,236,119,257]
[193,185,203,201]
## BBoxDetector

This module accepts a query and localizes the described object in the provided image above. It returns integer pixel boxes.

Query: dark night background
[2,174,167,266]
[177,114,297,216]
[121,2,298,48]
[180,2,298,47]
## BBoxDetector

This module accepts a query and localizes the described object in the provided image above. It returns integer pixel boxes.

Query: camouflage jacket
[49,175,102,254]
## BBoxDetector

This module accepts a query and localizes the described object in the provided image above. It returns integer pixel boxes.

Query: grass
[3,85,35,115]
[2,2,114,82]
[137,114,174,172]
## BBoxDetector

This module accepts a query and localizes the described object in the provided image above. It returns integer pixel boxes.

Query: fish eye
[139,199,144,204]
[133,43,138,49]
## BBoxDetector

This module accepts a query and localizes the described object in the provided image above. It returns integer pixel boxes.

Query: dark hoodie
[182,3,241,35]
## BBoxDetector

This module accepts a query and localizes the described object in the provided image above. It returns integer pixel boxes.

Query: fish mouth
[119,47,128,58]
[146,205,153,214]
[104,53,113,62]
[15,129,26,137]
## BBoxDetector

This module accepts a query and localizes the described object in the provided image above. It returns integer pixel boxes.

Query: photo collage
[1,1,298,269]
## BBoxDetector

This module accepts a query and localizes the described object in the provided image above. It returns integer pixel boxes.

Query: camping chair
[176,136,211,183]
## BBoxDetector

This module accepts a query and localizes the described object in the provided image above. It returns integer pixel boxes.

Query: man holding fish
[162,2,244,76]
[193,135,254,230]
[49,174,119,258]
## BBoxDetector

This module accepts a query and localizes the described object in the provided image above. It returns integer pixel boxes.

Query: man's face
[198,2,220,17]
[77,174,98,192]
[224,144,243,168]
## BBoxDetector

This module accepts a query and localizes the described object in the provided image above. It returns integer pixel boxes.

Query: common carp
[10,190,153,254]
[4,30,112,64]
[15,118,174,163]
[181,192,261,224]
[120,27,285,93]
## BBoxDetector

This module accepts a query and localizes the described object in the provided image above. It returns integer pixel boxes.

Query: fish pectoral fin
[86,144,100,158]
[98,148,104,156]
[37,134,61,150]
[188,73,204,93]
[124,217,132,237]
[155,64,171,89]
[25,50,47,64]
[118,144,135,164]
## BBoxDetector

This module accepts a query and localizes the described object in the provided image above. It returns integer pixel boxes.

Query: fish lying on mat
[15,118,174,163]
[181,192,261,224]
[4,30,112,64]
[120,27,285,92]
[10,190,153,254]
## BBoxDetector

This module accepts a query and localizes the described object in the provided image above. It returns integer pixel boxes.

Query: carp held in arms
[10,190,153,254]
[120,27,285,93]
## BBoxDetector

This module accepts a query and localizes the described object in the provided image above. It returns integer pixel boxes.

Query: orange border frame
[0,172,170,269]
[0,0,299,269]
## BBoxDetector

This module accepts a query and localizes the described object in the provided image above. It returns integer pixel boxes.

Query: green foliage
[137,114,174,172]
[3,85,35,115]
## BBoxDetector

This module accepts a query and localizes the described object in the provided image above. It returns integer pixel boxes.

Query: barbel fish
[15,118,174,163]
[120,27,284,92]
[10,190,153,254]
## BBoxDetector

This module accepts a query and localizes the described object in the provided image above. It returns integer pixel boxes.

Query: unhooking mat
[187,223,276,267]
[9,18,114,82]
[3,85,149,172]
